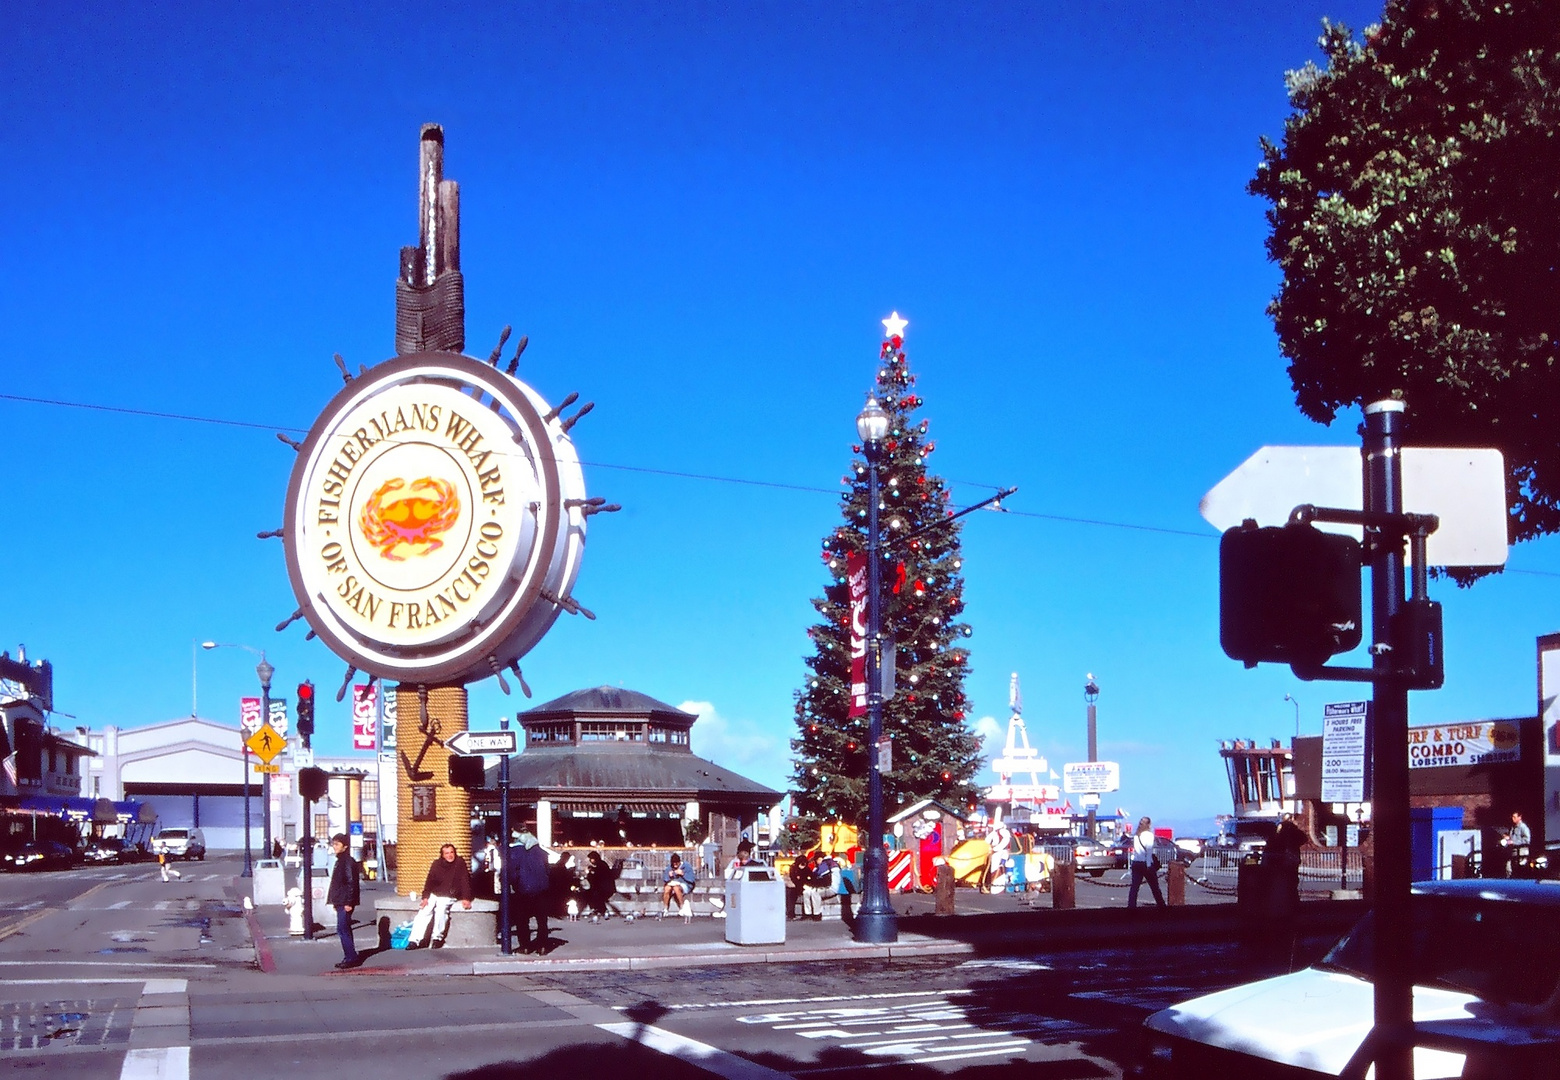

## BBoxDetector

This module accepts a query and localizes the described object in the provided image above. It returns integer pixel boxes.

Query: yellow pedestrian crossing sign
[246,722,286,763]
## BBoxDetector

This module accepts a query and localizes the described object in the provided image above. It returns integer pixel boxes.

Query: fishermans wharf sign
[283,351,588,686]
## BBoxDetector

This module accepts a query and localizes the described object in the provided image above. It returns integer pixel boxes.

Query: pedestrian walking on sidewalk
[407,843,473,948]
[507,827,550,954]
[327,833,361,969]
[158,851,182,882]
[1127,816,1166,911]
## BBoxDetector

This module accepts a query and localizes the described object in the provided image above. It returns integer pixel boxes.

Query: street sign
[253,762,281,774]
[1200,445,1508,567]
[445,729,518,756]
[1062,761,1121,794]
[1321,701,1369,803]
[246,722,286,763]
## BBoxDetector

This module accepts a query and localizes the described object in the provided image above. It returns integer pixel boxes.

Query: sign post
[498,718,512,956]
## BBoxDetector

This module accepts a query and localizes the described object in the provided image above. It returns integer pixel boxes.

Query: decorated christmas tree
[790,314,984,833]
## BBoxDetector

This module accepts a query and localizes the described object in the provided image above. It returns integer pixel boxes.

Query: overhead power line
[2,389,1557,576]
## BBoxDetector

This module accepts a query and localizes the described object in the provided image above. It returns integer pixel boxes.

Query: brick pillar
[394,684,471,897]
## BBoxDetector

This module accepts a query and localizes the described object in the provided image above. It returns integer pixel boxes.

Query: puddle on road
[95,946,148,953]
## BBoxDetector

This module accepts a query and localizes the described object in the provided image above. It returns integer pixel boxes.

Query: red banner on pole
[240,697,262,735]
[352,683,378,750]
[848,550,868,717]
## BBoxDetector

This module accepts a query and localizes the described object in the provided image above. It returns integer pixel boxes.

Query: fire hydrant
[283,886,305,936]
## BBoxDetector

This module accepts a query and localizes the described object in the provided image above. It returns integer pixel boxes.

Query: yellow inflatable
[944,838,992,885]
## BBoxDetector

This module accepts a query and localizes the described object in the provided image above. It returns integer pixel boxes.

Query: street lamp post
[853,394,897,945]
[203,641,270,878]
[1284,693,1301,739]
[1084,675,1099,840]
[256,654,274,865]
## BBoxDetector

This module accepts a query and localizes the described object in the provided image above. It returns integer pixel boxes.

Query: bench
[373,894,500,948]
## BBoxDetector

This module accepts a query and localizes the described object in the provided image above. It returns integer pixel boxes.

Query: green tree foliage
[1250,0,1560,545]
[790,328,984,830]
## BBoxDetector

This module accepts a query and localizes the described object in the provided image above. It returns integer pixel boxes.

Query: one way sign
[445,730,518,756]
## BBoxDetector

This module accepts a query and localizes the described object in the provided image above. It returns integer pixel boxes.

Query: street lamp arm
[885,487,1018,551]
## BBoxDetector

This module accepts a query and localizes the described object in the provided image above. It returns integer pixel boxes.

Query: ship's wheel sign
[283,351,589,685]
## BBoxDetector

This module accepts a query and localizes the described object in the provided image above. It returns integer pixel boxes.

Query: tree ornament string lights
[790,315,983,831]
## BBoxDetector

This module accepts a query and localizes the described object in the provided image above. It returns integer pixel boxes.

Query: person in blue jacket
[506,827,551,954]
[661,853,696,913]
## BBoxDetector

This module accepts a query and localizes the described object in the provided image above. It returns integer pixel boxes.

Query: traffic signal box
[1220,520,1362,670]
[296,681,315,748]
[298,766,329,802]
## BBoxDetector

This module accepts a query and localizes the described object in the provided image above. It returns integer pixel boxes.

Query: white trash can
[725,866,785,945]
[252,859,286,906]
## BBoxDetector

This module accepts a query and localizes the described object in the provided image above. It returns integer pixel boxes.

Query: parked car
[1038,834,1116,877]
[150,827,206,861]
[1149,836,1197,867]
[83,837,132,864]
[1141,880,1560,1077]
[4,840,78,871]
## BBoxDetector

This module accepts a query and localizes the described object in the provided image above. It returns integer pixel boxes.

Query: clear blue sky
[5,2,1555,833]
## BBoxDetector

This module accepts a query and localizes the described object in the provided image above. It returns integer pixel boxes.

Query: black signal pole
[1364,400,1412,1080]
[498,717,512,955]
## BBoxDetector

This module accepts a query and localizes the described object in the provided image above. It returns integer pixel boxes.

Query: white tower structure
[985,673,1056,821]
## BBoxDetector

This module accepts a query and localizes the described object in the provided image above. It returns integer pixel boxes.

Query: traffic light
[449,755,486,789]
[1220,520,1362,670]
[299,766,328,802]
[296,681,315,749]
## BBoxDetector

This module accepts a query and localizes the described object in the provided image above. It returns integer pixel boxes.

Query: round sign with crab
[283,351,588,685]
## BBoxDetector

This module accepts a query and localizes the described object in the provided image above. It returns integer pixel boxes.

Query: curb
[243,909,277,973]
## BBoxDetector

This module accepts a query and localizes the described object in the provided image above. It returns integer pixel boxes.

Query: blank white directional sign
[445,730,517,756]
[1200,446,1508,567]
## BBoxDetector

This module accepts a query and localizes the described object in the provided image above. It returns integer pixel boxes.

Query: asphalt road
[0,855,1341,1079]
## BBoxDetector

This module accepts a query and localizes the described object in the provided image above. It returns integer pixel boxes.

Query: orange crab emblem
[358,477,462,561]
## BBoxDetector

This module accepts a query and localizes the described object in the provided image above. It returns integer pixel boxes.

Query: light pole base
[852,905,898,944]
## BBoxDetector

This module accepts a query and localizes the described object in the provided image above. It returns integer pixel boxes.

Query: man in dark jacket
[506,828,551,954]
[326,833,361,969]
[407,842,474,948]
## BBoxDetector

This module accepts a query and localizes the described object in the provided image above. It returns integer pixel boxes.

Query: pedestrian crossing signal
[1220,520,1362,670]
[449,755,486,789]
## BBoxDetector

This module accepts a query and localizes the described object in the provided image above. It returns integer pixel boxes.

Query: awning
[547,801,686,814]
[3,795,99,818]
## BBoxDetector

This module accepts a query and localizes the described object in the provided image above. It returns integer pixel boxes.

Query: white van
[151,827,206,861]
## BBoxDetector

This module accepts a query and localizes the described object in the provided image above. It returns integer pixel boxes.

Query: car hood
[1144,967,1476,1076]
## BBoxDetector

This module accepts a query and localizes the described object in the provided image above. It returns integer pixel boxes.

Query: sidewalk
[243,873,1364,978]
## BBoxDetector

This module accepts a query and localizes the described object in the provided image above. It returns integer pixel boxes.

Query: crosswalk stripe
[120,1046,189,1080]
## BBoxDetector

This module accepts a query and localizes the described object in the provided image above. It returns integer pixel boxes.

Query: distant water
[1157,816,1223,839]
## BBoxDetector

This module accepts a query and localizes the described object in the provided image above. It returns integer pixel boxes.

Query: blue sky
[5,2,1556,833]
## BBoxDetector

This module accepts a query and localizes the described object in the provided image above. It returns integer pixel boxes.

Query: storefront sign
[1407,720,1520,769]
[1322,701,1369,803]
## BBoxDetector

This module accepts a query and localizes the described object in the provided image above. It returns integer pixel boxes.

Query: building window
[527,723,571,745]
[314,813,330,838]
[362,779,378,804]
[362,814,379,835]
[580,722,642,742]
[649,727,668,743]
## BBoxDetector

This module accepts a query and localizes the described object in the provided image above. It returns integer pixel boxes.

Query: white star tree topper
[882,311,908,338]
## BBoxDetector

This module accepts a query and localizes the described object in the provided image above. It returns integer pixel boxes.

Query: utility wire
[3,389,1558,575]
